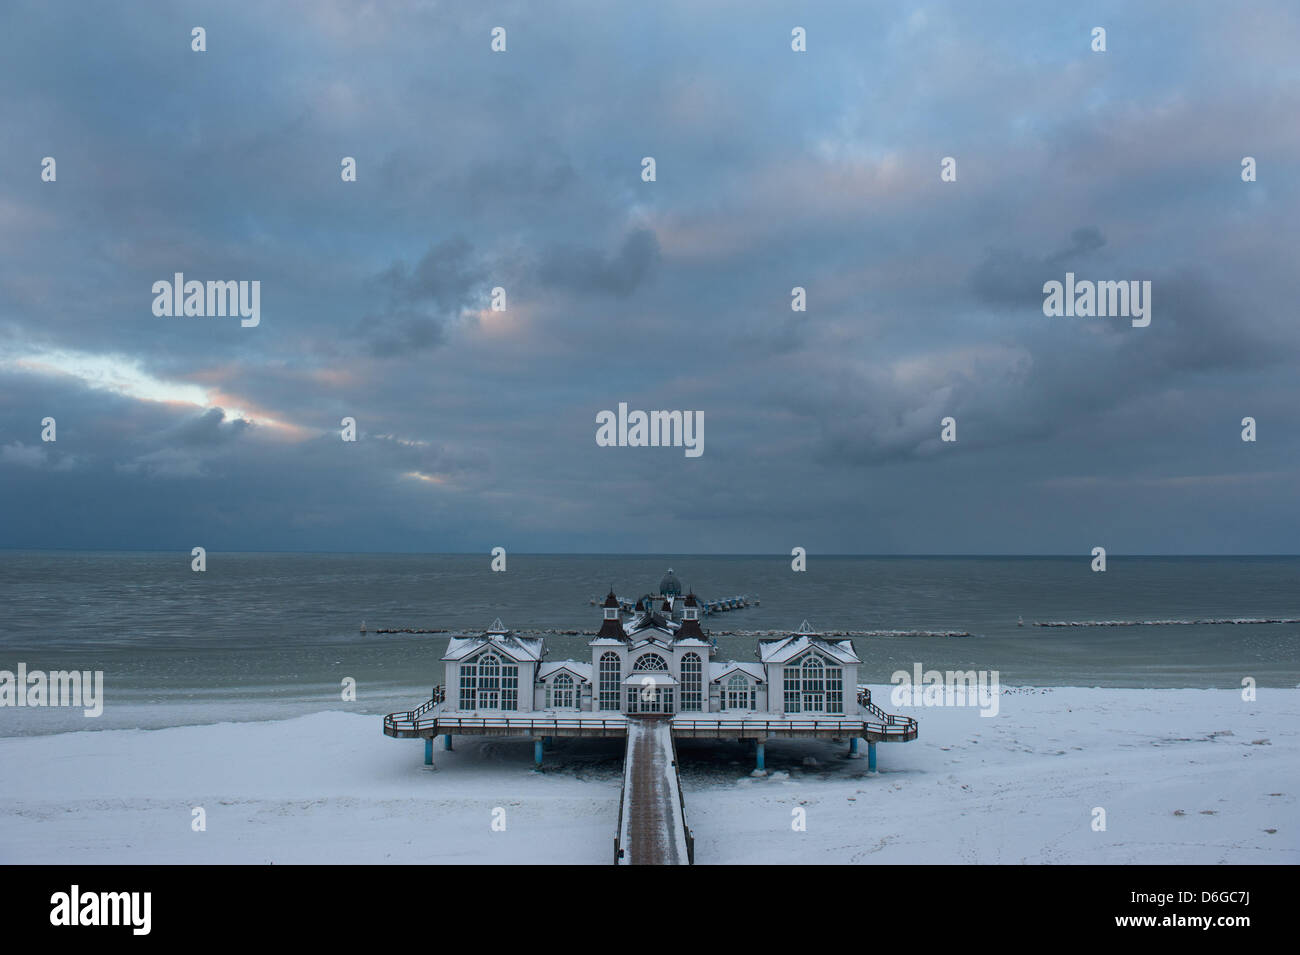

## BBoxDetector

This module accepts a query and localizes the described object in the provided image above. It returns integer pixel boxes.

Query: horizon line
[2,548,1299,559]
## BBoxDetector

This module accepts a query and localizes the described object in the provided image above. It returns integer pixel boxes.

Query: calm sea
[1,553,1297,734]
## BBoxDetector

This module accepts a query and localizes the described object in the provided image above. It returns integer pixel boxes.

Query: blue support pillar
[534,739,544,768]
[443,734,453,751]
[424,738,434,765]
[849,737,859,756]
[755,740,766,771]
[867,741,877,772]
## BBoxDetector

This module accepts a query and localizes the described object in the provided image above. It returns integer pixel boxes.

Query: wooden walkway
[617,718,691,865]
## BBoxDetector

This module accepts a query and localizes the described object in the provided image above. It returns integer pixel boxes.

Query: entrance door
[628,686,674,714]
[479,689,500,710]
[802,691,824,713]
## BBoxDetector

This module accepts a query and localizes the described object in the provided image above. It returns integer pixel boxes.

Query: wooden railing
[671,716,914,739]
[856,687,919,738]
[668,731,695,865]
[384,694,630,737]
[384,686,914,740]
[433,716,629,733]
[614,779,627,864]
[383,686,445,733]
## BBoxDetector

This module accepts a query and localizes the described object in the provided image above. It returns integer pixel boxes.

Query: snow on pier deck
[617,718,690,866]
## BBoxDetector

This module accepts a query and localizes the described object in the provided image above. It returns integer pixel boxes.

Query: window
[723,672,755,711]
[501,656,519,711]
[633,653,667,671]
[464,651,518,711]
[783,665,801,713]
[546,672,575,709]
[627,684,674,714]
[783,654,842,714]
[598,652,621,711]
[680,653,702,711]
[460,660,477,710]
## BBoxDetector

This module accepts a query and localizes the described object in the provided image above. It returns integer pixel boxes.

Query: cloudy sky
[2,0,1298,554]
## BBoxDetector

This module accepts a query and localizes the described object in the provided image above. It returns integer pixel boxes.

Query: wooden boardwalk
[617,718,690,865]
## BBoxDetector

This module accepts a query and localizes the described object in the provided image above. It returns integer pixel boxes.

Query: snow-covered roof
[442,628,545,663]
[538,661,592,682]
[758,632,859,665]
[709,661,766,683]
[623,673,679,686]
[674,637,712,647]
[628,635,674,652]
[624,611,679,638]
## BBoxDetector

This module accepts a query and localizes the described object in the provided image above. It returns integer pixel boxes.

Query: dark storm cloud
[166,408,251,448]
[971,227,1108,308]
[358,238,492,358]
[2,0,1300,554]
[537,228,661,298]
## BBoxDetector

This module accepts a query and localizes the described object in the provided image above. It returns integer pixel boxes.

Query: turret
[677,590,706,639]
[597,589,627,640]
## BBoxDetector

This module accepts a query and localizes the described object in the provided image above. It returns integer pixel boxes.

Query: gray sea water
[1,552,1297,735]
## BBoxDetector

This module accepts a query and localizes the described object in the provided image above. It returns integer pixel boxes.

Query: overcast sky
[2,0,1298,554]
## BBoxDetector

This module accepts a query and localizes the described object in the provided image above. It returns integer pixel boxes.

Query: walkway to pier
[617,718,690,865]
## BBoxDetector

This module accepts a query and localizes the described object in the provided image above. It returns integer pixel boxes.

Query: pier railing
[668,731,695,864]
[856,688,918,738]
[384,700,631,737]
[614,778,627,864]
[384,687,914,740]
[671,715,914,739]
[429,716,629,733]
[383,686,445,733]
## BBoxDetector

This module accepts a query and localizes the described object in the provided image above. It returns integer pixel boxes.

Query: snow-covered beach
[2,686,1296,865]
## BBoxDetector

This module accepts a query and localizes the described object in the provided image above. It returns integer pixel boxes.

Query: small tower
[659,567,682,598]
[597,589,627,640]
[677,590,706,639]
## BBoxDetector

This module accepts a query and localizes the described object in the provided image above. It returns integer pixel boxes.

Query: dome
[659,568,682,596]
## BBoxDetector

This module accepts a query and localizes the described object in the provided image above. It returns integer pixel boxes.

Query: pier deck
[617,718,690,865]
[383,698,916,743]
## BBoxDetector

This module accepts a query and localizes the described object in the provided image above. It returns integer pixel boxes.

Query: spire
[677,589,705,639]
[598,591,627,640]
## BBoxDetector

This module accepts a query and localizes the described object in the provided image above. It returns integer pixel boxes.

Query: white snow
[1,687,1296,864]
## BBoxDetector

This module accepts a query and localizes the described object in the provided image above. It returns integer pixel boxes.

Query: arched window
[680,653,702,711]
[465,651,518,711]
[783,653,842,714]
[633,653,667,671]
[547,672,575,710]
[724,672,755,711]
[598,652,621,711]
